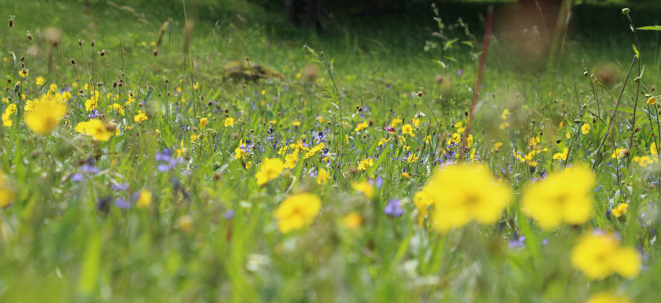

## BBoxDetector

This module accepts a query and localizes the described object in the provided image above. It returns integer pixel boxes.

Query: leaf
[433,60,448,69]
[633,44,640,58]
[443,38,458,50]
[606,106,635,115]
[637,25,661,31]
[78,232,102,296]
[461,41,473,47]
[366,144,390,176]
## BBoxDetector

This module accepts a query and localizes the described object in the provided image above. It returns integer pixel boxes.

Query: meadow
[1,0,661,302]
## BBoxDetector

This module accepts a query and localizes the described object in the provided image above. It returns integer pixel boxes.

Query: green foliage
[1,0,661,302]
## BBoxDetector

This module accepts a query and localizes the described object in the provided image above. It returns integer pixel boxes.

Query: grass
[2,0,661,302]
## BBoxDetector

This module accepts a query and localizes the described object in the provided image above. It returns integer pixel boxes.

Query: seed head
[8,18,13,27]
[153,49,158,57]
[90,40,95,47]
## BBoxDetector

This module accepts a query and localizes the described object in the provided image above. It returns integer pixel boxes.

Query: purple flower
[70,173,84,182]
[88,109,99,118]
[509,233,526,249]
[224,209,235,219]
[375,177,384,189]
[115,197,131,209]
[80,163,100,174]
[112,183,129,191]
[384,199,404,217]
[156,148,182,172]
[155,149,173,162]
[456,69,462,76]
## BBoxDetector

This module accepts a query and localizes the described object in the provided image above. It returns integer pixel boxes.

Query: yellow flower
[284,152,299,169]
[5,104,16,115]
[612,148,627,159]
[402,124,415,137]
[2,113,12,127]
[0,170,15,207]
[176,141,187,157]
[224,117,235,127]
[255,158,284,186]
[234,146,246,160]
[633,156,654,167]
[134,111,148,122]
[553,148,569,161]
[412,118,420,127]
[18,69,28,77]
[352,181,374,199]
[354,121,368,132]
[529,136,540,147]
[612,203,628,218]
[190,134,198,142]
[305,143,324,159]
[424,164,512,233]
[261,89,266,95]
[178,215,193,232]
[501,109,509,120]
[582,123,591,134]
[585,291,632,303]
[78,119,113,141]
[357,158,374,171]
[317,168,329,184]
[24,100,67,135]
[499,122,510,129]
[274,192,322,233]
[492,142,503,152]
[402,172,410,178]
[391,118,402,127]
[108,103,124,115]
[413,189,434,226]
[407,154,419,163]
[378,137,389,147]
[647,96,657,105]
[521,165,595,230]
[292,121,301,127]
[199,117,207,128]
[652,142,658,155]
[343,212,363,229]
[49,83,57,92]
[137,190,152,209]
[35,77,45,85]
[571,233,641,280]
[85,97,98,112]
